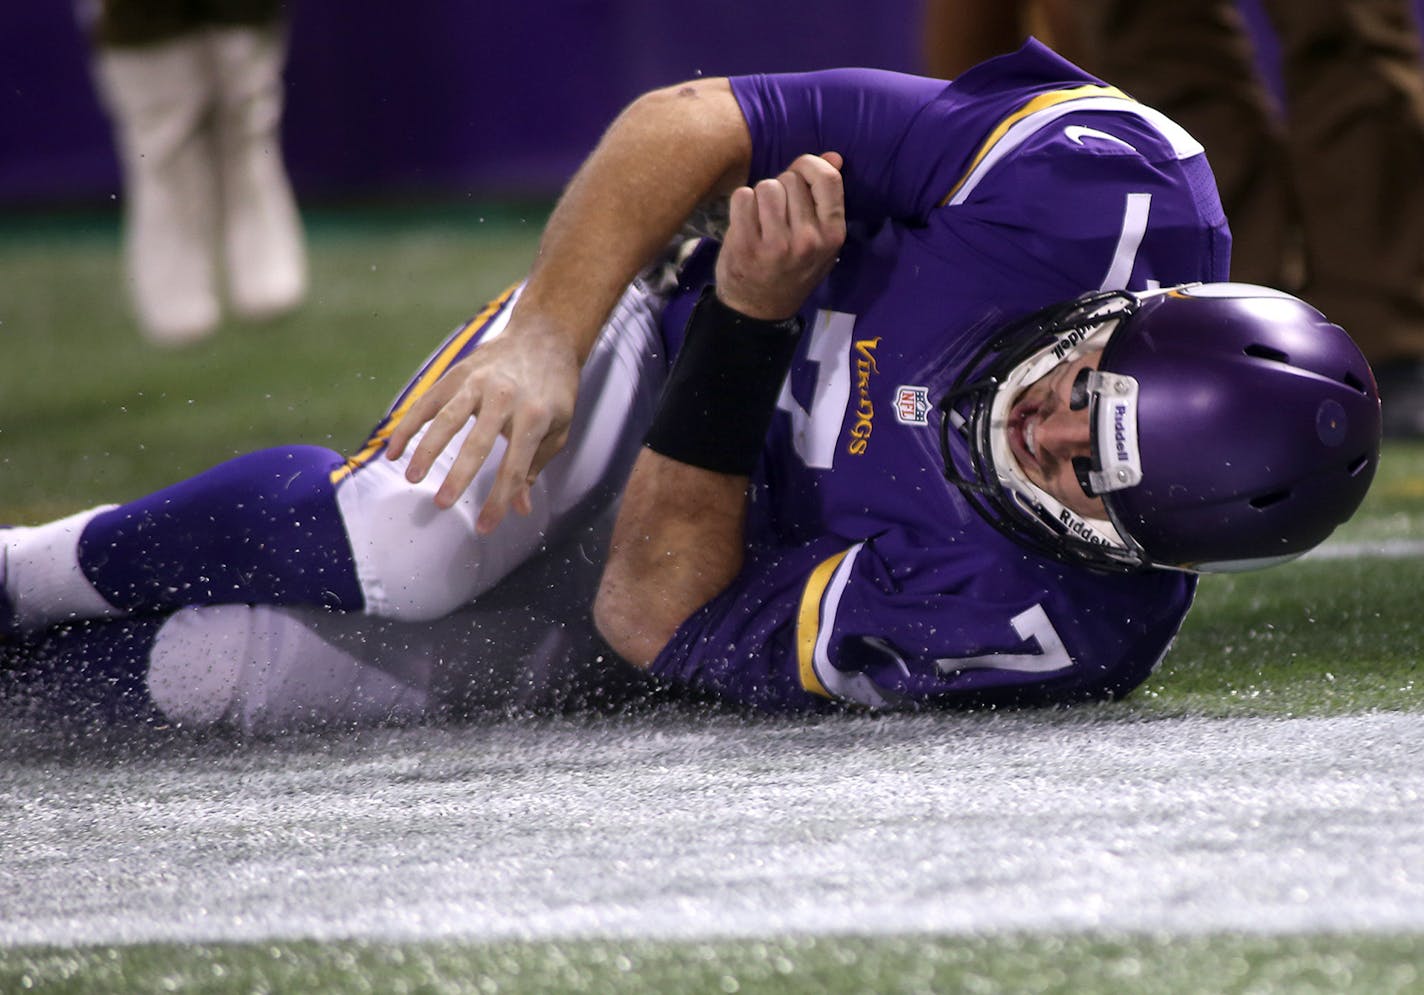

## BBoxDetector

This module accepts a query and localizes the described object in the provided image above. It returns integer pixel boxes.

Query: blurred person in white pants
[85,0,307,344]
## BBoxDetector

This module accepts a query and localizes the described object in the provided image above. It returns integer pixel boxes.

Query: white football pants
[146,279,668,732]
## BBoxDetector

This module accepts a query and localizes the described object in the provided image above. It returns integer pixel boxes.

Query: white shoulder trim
[946,95,1204,207]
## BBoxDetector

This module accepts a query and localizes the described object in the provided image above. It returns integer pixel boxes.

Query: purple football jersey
[650,41,1230,713]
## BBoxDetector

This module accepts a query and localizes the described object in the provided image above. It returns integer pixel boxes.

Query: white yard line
[1305,537,1424,561]
[3,710,1423,946]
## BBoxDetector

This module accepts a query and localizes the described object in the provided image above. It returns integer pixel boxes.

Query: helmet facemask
[939,283,1382,575]
[939,289,1155,573]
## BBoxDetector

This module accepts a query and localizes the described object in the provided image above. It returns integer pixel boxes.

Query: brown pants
[1084,0,1424,363]
[94,0,285,48]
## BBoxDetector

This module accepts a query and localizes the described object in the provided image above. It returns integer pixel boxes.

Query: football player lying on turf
[0,40,1381,731]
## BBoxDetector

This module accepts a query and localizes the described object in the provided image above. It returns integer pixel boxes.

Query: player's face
[1006,350,1107,519]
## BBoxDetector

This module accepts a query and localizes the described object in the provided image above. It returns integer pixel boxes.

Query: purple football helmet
[940,283,1382,573]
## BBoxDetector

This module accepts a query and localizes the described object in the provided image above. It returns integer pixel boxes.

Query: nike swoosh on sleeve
[1064,125,1138,151]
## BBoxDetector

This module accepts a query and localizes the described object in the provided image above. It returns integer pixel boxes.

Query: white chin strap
[987,318,1132,552]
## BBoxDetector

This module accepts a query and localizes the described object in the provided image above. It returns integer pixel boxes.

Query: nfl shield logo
[894,385,931,425]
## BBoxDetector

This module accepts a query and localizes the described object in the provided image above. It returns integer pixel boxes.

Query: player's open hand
[714,151,846,320]
[384,318,580,533]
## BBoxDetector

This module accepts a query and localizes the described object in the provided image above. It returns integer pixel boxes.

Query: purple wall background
[0,1,1417,208]
[0,1,923,207]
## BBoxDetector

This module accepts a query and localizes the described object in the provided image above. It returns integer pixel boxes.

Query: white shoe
[95,39,223,345]
[210,25,308,322]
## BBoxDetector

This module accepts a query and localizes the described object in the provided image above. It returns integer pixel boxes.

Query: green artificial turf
[6,933,1424,995]
[6,210,1424,994]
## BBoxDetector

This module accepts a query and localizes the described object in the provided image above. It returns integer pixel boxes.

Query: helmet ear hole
[1244,343,1290,363]
[1069,368,1092,410]
[1072,456,1098,497]
[1249,489,1291,510]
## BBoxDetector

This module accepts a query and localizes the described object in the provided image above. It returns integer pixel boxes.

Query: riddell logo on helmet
[1090,378,1143,492]
[1059,509,1109,545]
[1112,402,1130,462]
[1051,327,1090,360]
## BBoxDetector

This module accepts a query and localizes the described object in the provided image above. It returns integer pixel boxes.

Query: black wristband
[644,287,804,476]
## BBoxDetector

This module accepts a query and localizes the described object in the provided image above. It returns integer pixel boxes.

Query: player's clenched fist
[714,151,846,320]
[384,152,844,533]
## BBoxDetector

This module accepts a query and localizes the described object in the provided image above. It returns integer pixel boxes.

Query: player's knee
[145,604,433,733]
[144,606,253,729]
[238,444,358,547]
[338,474,505,621]
[253,444,346,505]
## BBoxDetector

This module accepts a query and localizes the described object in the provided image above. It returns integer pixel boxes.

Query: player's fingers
[505,430,570,523]
[529,425,571,479]
[475,427,545,533]
[511,481,535,518]
[778,169,841,273]
[403,372,484,478]
[783,153,833,185]
[385,387,448,461]
[406,397,480,485]
[787,153,846,234]
[434,402,506,509]
[779,165,818,233]
[753,177,791,240]
[725,185,759,245]
[785,152,842,188]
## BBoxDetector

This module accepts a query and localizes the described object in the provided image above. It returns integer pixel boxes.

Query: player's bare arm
[595,153,846,667]
[385,78,754,534]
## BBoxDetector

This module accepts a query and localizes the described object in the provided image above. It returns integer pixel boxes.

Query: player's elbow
[592,569,680,671]
[617,78,751,192]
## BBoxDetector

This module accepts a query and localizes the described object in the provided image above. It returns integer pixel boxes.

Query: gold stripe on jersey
[330,284,519,485]
[797,547,853,698]
[938,83,1130,207]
